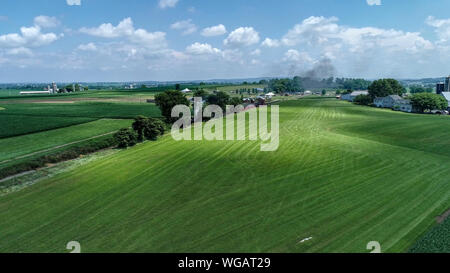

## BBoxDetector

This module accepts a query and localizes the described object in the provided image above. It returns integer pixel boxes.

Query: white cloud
[366,0,381,6]
[159,0,179,9]
[80,18,134,38]
[426,16,450,43]
[224,27,260,47]
[170,19,197,35]
[66,0,81,6]
[0,24,60,48]
[77,42,97,51]
[79,18,167,49]
[34,16,60,28]
[201,24,227,37]
[261,38,280,48]
[6,47,33,56]
[283,49,313,63]
[186,42,221,55]
[278,16,432,53]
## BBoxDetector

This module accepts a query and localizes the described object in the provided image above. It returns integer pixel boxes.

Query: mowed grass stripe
[0,99,449,253]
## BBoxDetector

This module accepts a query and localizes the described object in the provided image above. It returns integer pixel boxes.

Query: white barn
[341,91,369,102]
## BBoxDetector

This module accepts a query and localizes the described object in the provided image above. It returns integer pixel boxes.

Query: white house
[181,88,192,93]
[393,99,414,113]
[341,91,369,102]
[374,95,404,108]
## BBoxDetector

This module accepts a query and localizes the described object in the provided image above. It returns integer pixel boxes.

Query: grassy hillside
[0,98,448,253]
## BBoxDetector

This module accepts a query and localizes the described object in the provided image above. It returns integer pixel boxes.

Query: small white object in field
[298,237,313,244]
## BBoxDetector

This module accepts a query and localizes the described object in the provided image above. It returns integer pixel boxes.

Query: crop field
[0,119,132,163]
[409,216,449,252]
[0,102,161,119]
[0,98,448,253]
[0,101,161,138]
[0,114,97,139]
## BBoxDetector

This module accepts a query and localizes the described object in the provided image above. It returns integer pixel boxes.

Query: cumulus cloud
[80,18,134,38]
[34,16,60,28]
[159,0,179,9]
[224,27,260,47]
[283,49,313,63]
[66,0,81,6]
[170,19,197,35]
[366,0,381,6]
[201,24,227,37]
[261,38,280,48]
[79,18,167,49]
[0,24,60,48]
[426,16,450,43]
[77,42,97,51]
[186,42,221,55]
[278,16,433,54]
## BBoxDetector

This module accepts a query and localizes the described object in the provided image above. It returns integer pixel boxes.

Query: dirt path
[0,131,117,165]
[436,208,450,223]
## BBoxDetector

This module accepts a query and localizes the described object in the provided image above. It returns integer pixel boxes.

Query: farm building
[393,99,414,113]
[340,91,369,102]
[20,91,52,95]
[374,95,404,108]
[440,92,450,109]
[265,92,275,99]
[374,95,416,113]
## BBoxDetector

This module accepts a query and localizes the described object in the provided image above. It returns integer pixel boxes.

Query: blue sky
[1,0,450,82]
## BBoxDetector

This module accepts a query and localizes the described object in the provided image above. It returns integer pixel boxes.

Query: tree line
[267,77,371,93]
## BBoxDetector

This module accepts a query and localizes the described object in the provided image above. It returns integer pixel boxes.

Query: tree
[368,79,405,99]
[410,93,448,113]
[321,89,326,96]
[155,90,190,123]
[193,89,208,99]
[409,85,433,94]
[175,84,181,91]
[114,128,138,148]
[229,97,242,106]
[207,91,230,110]
[143,118,166,141]
[353,94,373,106]
[132,116,148,142]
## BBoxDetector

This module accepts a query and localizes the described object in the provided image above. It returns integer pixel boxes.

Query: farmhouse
[374,95,404,108]
[393,99,414,113]
[341,91,368,102]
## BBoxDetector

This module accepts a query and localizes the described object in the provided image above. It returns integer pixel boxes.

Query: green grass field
[0,102,161,138]
[0,119,132,163]
[0,98,448,253]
